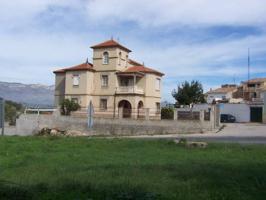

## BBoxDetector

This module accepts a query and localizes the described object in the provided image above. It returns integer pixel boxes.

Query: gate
[250,107,262,123]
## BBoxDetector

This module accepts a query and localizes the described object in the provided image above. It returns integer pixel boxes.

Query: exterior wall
[144,74,161,98]
[54,73,65,107]
[92,48,129,71]
[194,103,251,123]
[14,114,217,136]
[220,103,250,122]
[93,71,117,95]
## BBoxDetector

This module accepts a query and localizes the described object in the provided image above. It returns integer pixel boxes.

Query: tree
[172,80,206,106]
[60,99,80,116]
[4,100,24,125]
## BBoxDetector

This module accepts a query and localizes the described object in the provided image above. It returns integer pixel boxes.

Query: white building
[206,84,238,104]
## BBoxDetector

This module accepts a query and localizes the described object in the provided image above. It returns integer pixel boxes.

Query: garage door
[250,107,263,123]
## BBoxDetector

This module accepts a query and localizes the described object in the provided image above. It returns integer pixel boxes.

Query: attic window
[103,52,109,64]
[73,75,80,86]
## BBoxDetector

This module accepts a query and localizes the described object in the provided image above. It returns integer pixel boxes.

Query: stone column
[200,110,204,122]
[173,108,178,120]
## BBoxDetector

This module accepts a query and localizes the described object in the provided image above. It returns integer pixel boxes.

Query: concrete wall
[12,113,217,136]
[194,103,251,123]
[219,103,250,122]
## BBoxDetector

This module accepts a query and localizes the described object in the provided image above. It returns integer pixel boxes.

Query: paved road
[127,123,266,144]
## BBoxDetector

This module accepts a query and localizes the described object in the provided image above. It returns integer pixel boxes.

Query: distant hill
[0,81,54,107]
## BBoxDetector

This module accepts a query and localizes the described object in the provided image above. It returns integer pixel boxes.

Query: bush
[4,100,24,126]
[161,107,174,119]
[60,99,80,116]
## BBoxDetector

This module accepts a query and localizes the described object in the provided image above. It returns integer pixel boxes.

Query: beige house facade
[54,39,164,119]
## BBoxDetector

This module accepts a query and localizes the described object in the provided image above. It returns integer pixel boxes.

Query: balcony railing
[116,86,144,94]
[252,98,263,103]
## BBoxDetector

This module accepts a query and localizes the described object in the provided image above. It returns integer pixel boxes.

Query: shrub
[161,107,174,119]
[60,99,80,116]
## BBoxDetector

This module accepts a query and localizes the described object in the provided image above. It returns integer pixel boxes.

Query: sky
[1,0,266,102]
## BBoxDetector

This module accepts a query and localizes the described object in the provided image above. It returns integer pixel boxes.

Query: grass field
[0,136,266,200]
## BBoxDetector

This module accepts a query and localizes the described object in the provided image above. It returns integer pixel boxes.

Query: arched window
[103,52,109,64]
[118,52,122,65]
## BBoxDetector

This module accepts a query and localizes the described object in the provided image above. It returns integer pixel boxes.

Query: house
[234,78,266,102]
[206,84,238,104]
[53,39,164,119]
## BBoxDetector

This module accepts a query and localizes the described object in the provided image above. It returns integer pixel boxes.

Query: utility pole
[247,48,251,101]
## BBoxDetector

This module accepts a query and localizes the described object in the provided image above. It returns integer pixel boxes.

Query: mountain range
[0,81,54,107]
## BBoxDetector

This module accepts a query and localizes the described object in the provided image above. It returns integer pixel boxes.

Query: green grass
[0,136,266,200]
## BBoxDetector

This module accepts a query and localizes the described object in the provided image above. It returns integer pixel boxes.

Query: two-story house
[53,39,164,119]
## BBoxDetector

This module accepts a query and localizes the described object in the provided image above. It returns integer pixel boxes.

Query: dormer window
[103,52,109,64]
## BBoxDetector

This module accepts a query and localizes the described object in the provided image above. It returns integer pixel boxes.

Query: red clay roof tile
[53,62,94,73]
[120,65,164,76]
[91,39,131,52]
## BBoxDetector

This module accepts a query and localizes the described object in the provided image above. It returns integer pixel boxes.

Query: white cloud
[86,0,266,27]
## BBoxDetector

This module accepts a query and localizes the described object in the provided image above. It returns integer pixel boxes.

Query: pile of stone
[174,138,208,148]
[37,128,87,137]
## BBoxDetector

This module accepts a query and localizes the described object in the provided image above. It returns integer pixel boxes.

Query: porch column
[133,74,136,93]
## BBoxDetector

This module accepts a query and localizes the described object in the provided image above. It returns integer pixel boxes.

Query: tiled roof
[120,65,164,76]
[207,87,237,94]
[128,59,142,66]
[53,62,94,73]
[90,39,131,52]
[243,78,266,84]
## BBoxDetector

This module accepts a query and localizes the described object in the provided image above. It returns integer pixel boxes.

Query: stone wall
[12,112,218,136]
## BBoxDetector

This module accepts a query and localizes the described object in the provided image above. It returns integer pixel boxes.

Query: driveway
[127,123,266,144]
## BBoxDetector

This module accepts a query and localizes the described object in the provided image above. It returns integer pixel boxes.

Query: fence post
[200,110,204,122]
[174,108,178,120]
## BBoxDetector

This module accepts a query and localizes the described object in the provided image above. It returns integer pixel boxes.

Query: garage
[250,107,263,123]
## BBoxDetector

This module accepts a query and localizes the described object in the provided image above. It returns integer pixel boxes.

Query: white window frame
[100,99,108,110]
[103,52,109,65]
[155,78,161,91]
[73,75,80,86]
[101,75,109,87]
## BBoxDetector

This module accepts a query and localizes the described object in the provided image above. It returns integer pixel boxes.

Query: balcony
[116,86,144,95]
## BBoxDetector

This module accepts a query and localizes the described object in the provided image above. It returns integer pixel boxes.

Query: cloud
[86,0,266,27]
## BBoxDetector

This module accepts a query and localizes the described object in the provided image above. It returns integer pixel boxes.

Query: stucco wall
[220,103,250,122]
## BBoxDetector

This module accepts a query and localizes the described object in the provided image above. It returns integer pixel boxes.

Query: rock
[37,127,51,136]
[186,142,208,148]
[50,129,59,136]
[174,139,207,148]
[65,130,87,137]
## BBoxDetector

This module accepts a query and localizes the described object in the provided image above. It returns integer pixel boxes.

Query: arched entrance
[118,100,132,118]
[137,101,144,119]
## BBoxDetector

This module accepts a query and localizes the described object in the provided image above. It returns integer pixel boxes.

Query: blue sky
[1,0,266,102]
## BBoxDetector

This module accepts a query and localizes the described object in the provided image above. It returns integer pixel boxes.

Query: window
[101,75,109,87]
[155,78,161,90]
[156,102,160,113]
[73,75,79,86]
[118,52,122,65]
[100,99,107,110]
[103,52,109,64]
